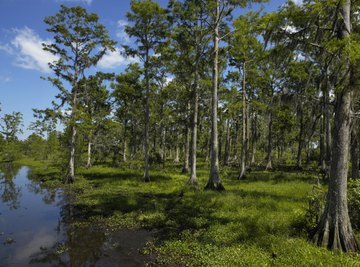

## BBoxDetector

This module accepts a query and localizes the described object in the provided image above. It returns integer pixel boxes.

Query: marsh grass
[19,159,360,266]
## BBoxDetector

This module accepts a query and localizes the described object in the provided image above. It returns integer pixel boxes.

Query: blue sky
[0,0,285,140]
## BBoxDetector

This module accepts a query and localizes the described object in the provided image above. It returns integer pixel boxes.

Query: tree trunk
[143,53,150,182]
[130,123,136,160]
[161,128,166,163]
[250,113,257,165]
[297,106,304,169]
[188,57,199,186]
[182,115,190,174]
[311,89,359,251]
[325,68,332,166]
[320,84,326,168]
[351,126,359,179]
[174,134,180,163]
[205,0,224,191]
[224,119,231,166]
[246,99,250,167]
[310,0,359,251]
[123,120,127,162]
[66,88,78,184]
[67,123,76,183]
[239,62,247,180]
[265,111,273,171]
[86,140,92,169]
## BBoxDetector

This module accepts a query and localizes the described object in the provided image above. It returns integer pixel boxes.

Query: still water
[0,164,152,267]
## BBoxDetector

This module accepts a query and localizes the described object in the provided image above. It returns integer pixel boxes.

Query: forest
[2,0,360,266]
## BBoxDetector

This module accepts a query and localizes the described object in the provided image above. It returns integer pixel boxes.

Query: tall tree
[205,0,265,190]
[112,63,142,164]
[168,0,211,185]
[79,73,112,169]
[229,12,262,179]
[125,0,168,182]
[43,5,115,183]
[309,0,360,251]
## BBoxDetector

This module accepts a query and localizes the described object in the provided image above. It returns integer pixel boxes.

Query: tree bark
[182,112,190,174]
[297,106,304,169]
[174,134,180,163]
[351,126,359,179]
[311,89,359,251]
[188,57,199,186]
[239,62,247,179]
[86,141,92,169]
[205,0,224,191]
[67,123,76,183]
[224,119,231,166]
[265,111,273,171]
[325,68,332,166]
[250,113,257,165]
[143,51,150,182]
[66,85,78,184]
[123,120,127,162]
[310,0,359,251]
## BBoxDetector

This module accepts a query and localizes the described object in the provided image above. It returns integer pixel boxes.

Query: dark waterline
[0,164,153,267]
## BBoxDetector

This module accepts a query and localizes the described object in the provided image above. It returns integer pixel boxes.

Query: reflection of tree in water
[26,170,57,205]
[0,163,22,209]
[29,189,107,267]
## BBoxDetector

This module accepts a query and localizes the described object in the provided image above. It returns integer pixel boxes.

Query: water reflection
[0,164,153,267]
[0,163,22,209]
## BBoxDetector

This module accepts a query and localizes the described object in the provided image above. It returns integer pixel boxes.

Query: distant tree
[125,0,168,182]
[79,72,112,169]
[0,112,23,141]
[43,5,115,183]
[229,12,263,179]
[168,0,211,185]
[112,63,142,163]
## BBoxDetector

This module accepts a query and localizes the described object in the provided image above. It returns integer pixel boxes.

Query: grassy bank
[17,159,360,266]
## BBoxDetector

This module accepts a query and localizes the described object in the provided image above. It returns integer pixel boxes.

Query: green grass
[20,159,360,266]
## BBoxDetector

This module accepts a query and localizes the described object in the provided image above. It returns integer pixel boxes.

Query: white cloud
[0,27,58,73]
[290,0,303,5]
[97,47,139,69]
[0,43,14,54]
[165,76,174,85]
[0,75,12,83]
[116,20,130,44]
[282,25,298,34]
[56,0,93,5]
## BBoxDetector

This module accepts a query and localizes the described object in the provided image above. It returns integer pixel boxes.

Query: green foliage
[0,112,23,141]
[0,140,23,162]
[348,179,360,230]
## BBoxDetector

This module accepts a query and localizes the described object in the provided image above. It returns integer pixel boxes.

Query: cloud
[282,25,298,34]
[165,76,174,85]
[0,75,12,83]
[0,27,58,73]
[290,0,303,5]
[116,20,131,44]
[0,43,14,54]
[56,0,93,5]
[97,47,139,69]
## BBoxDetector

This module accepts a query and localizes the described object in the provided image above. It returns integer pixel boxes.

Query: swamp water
[0,164,153,267]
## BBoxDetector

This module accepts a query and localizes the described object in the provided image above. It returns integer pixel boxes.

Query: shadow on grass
[80,169,173,183]
[234,171,319,184]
